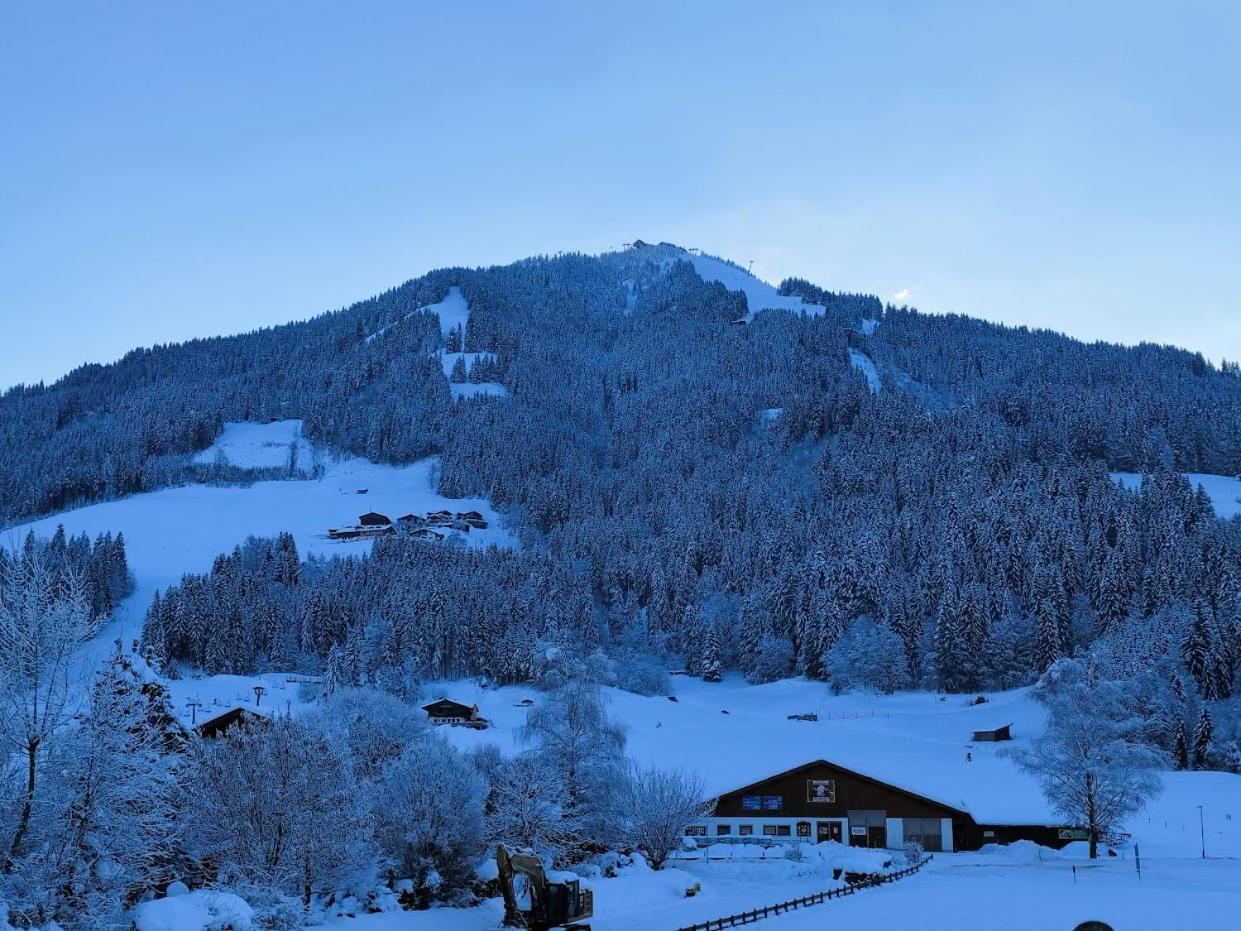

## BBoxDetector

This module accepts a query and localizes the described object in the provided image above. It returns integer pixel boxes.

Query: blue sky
[2,1,1239,388]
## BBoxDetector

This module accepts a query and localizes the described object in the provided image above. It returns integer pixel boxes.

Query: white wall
[886,818,904,849]
[941,817,954,852]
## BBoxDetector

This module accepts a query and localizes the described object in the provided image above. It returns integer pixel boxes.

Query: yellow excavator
[494,844,593,931]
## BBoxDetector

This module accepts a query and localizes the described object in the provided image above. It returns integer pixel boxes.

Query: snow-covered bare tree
[623,766,710,870]
[371,738,485,903]
[0,551,93,869]
[185,715,370,908]
[1017,658,1165,858]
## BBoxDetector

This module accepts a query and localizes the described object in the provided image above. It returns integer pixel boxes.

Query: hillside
[4,242,1241,929]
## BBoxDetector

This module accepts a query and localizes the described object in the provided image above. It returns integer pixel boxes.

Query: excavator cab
[495,844,593,931]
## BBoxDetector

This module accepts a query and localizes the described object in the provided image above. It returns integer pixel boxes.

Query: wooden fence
[673,855,932,931]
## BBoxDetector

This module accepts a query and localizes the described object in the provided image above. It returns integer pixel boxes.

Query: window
[739,824,753,836]
[686,825,707,837]
[902,818,943,852]
[762,795,783,811]
[716,824,732,836]
[741,795,762,811]
[796,821,811,837]
[762,824,792,837]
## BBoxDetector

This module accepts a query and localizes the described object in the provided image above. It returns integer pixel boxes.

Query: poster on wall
[806,779,836,803]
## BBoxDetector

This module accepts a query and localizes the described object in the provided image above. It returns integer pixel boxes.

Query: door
[847,810,888,848]
[816,821,843,843]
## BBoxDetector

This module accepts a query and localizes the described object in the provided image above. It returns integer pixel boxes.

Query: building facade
[685,759,1037,853]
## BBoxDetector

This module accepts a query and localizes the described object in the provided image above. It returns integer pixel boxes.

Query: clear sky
[2,1,1239,389]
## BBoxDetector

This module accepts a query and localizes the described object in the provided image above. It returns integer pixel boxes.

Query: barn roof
[712,758,971,817]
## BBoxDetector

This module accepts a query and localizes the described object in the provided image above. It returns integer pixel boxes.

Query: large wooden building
[686,759,1068,852]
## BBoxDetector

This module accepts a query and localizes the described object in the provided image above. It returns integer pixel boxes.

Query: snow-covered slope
[7,447,514,679]
[848,348,882,393]
[681,252,825,322]
[190,419,316,472]
[1112,471,1241,519]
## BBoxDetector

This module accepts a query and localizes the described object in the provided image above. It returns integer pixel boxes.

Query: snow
[365,286,470,345]
[764,853,1241,931]
[133,889,254,931]
[425,286,470,341]
[421,674,1241,840]
[683,252,824,322]
[848,348,881,393]
[859,318,880,336]
[6,454,515,685]
[1112,471,1241,520]
[191,419,316,473]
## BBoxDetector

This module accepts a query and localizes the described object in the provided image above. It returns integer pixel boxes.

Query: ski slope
[848,348,882,393]
[1112,472,1241,519]
[683,252,825,322]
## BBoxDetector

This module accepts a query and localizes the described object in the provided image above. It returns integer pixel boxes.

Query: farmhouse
[971,723,1013,742]
[422,697,487,728]
[685,759,1068,852]
[358,511,392,526]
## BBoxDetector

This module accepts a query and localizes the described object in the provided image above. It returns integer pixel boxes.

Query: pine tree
[701,627,722,683]
[1192,706,1214,769]
[1173,720,1189,771]
[1182,606,1214,699]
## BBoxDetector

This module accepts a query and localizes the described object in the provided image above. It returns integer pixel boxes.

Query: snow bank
[133,890,254,931]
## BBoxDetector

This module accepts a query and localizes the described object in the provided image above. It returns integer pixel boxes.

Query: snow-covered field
[5,423,514,696]
[1113,471,1241,520]
[190,419,317,472]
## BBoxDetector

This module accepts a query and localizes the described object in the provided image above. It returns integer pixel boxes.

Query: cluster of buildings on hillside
[328,509,488,541]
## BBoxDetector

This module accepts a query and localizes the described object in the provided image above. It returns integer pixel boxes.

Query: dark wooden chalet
[358,511,392,526]
[687,759,1070,852]
[422,698,487,728]
[971,724,1013,742]
[194,707,267,740]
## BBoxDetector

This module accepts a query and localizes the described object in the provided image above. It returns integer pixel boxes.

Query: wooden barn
[685,758,1070,852]
[971,724,1013,742]
[422,698,487,729]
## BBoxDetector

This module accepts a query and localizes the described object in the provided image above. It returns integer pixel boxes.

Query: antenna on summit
[747,259,754,274]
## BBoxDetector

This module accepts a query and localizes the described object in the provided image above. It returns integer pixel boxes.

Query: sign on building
[806,779,836,803]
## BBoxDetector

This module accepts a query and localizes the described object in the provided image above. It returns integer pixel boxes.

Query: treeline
[0,526,132,622]
[142,534,599,690]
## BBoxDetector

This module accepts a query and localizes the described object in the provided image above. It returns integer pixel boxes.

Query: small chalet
[194,707,267,740]
[358,511,392,526]
[422,698,487,729]
[971,724,1013,742]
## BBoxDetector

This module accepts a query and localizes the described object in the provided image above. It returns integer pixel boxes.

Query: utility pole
[253,685,268,708]
[1197,805,1206,859]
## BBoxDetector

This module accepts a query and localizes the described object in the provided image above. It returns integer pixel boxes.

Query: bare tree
[624,766,711,870]
[1017,659,1165,858]
[0,550,92,869]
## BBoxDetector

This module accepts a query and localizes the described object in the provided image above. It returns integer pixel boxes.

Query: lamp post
[1196,805,1205,859]
[253,685,268,708]
[186,697,202,726]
